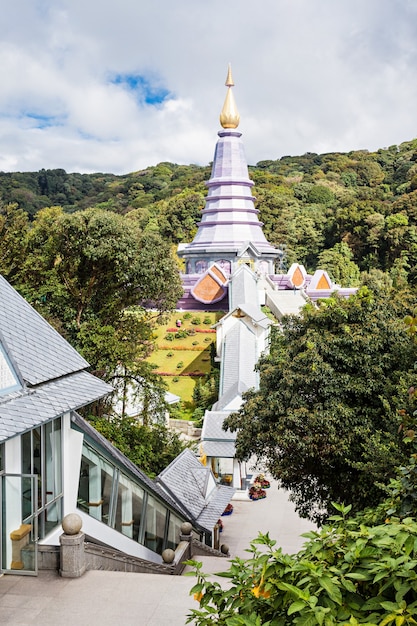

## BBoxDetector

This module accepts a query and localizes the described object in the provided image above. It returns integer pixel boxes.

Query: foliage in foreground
[186,502,417,626]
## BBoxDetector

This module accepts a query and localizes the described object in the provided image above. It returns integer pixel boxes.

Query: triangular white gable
[237,241,261,258]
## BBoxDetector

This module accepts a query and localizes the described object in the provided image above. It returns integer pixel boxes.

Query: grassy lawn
[147,348,212,375]
[148,311,224,410]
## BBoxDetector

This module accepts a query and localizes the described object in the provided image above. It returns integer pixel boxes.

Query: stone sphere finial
[162,548,175,564]
[180,522,192,535]
[62,513,82,535]
[220,544,229,555]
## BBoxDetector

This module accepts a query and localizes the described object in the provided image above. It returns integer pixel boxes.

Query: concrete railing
[56,514,210,578]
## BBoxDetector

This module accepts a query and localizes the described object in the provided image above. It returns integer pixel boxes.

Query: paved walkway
[0,480,316,625]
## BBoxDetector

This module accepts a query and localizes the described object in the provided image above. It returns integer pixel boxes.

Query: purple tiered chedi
[183,128,278,257]
[177,67,357,311]
[177,67,280,309]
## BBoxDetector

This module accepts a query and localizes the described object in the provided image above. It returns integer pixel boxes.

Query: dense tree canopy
[12,206,182,332]
[225,286,417,523]
[3,138,417,284]
[0,204,183,419]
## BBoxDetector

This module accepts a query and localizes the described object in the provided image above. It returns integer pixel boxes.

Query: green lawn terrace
[147,311,224,410]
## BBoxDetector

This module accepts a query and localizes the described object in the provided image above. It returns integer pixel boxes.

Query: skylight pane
[0,345,20,394]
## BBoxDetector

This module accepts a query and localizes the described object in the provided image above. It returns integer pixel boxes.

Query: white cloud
[0,0,417,173]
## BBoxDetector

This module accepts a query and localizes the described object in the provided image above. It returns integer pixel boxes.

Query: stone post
[59,513,86,578]
[179,521,193,560]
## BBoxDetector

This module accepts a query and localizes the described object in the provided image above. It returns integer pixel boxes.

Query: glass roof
[0,343,21,395]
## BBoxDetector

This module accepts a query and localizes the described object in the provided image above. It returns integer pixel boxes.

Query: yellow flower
[193,591,203,602]
[252,585,270,599]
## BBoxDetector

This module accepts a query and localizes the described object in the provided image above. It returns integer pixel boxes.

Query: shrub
[176,361,184,369]
[183,312,192,320]
[192,341,199,346]
[186,503,417,625]
[165,333,175,342]
[167,351,174,358]
[172,377,179,383]
[191,316,201,325]
[203,316,212,325]
[192,407,205,428]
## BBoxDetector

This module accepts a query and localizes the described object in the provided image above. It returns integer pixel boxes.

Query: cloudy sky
[1,0,417,174]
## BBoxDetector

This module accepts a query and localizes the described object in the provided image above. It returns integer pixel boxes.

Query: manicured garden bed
[147,311,224,406]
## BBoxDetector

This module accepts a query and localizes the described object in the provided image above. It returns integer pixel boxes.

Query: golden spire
[220,64,240,129]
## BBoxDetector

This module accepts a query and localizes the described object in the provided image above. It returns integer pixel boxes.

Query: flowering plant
[254,473,270,488]
[249,484,266,500]
[221,503,234,516]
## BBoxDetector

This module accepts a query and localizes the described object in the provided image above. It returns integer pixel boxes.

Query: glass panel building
[0,274,216,574]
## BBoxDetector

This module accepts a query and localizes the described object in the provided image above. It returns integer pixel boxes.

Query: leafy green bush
[186,503,417,625]
[183,312,192,320]
[88,416,185,478]
[203,316,212,325]
[191,316,201,325]
[165,333,175,341]
[192,407,205,428]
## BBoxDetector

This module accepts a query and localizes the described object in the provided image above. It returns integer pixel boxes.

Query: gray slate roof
[202,441,236,458]
[229,264,259,310]
[0,275,113,441]
[201,411,235,441]
[157,449,234,532]
[220,321,258,398]
[0,275,89,385]
[0,371,112,442]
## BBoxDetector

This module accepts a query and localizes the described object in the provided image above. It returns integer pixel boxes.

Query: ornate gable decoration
[309,269,333,291]
[288,263,307,289]
[191,263,228,304]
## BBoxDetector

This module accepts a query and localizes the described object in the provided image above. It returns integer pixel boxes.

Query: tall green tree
[7,206,183,417]
[0,203,30,280]
[225,286,417,523]
[317,241,361,286]
[15,206,181,332]
[88,415,186,477]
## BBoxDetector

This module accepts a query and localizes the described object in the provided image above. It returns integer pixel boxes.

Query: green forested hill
[2,137,417,284]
